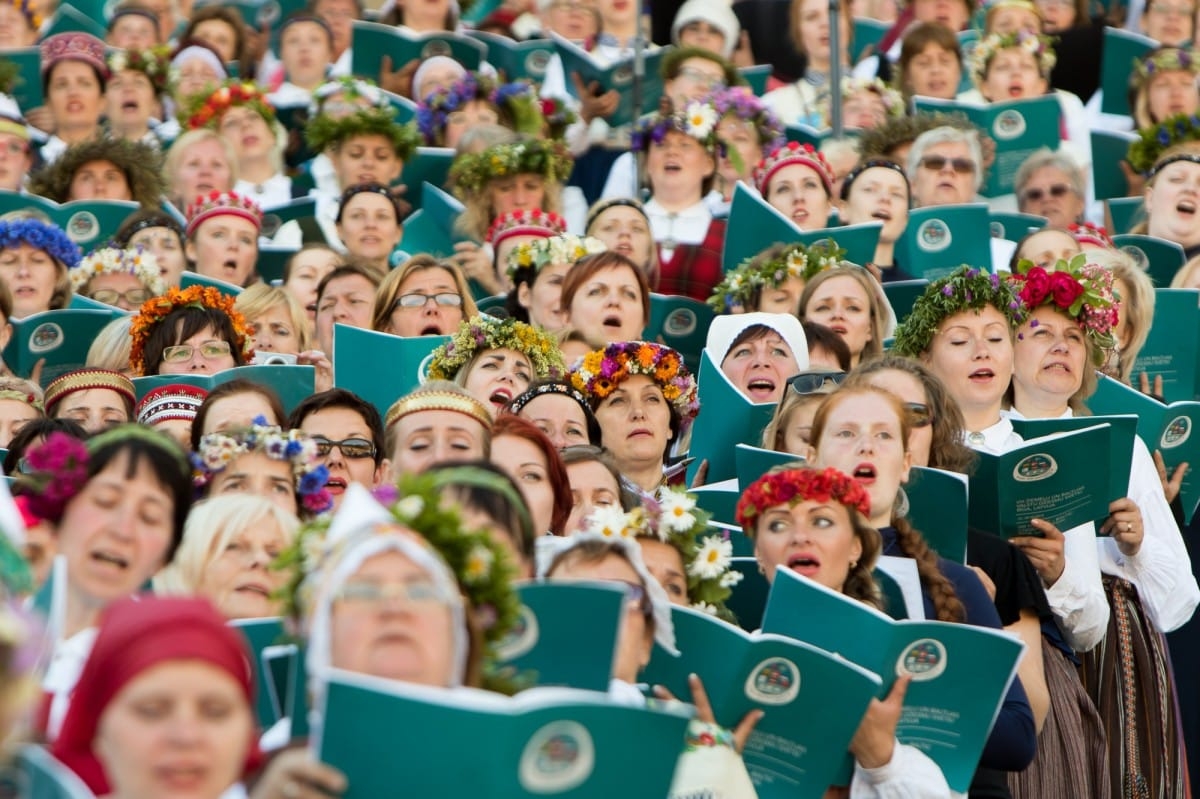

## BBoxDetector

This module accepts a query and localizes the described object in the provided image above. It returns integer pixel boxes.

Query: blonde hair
[1089,248,1156,384]
[372,255,477,333]
[761,389,824,452]
[456,182,564,243]
[85,316,133,373]
[153,494,300,595]
[234,283,313,351]
[164,129,239,206]
[799,266,888,363]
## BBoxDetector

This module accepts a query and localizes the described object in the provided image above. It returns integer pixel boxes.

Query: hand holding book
[1008,518,1066,584]
[1098,497,1145,557]
[850,675,911,769]
[652,673,764,754]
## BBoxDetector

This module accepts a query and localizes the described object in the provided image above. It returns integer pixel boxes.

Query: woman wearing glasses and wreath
[372,255,477,338]
[69,246,167,313]
[129,285,254,376]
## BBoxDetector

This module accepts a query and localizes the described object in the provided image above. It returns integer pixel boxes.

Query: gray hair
[1013,148,1086,208]
[907,126,983,193]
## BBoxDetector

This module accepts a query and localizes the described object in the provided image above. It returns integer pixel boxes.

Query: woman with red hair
[489,414,572,537]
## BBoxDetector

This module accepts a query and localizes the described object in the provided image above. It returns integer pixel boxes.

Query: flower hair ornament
[826,77,905,126]
[107,46,173,96]
[192,416,333,515]
[1009,254,1119,362]
[416,72,560,145]
[128,285,254,375]
[427,316,566,383]
[631,101,725,156]
[708,240,845,312]
[969,30,1056,87]
[181,81,277,131]
[449,139,574,198]
[1069,221,1115,250]
[709,86,785,156]
[1133,46,1200,90]
[570,341,700,423]
[69,246,167,297]
[0,219,81,269]
[505,233,607,281]
[1128,112,1200,175]
[892,266,1025,357]
[736,466,872,530]
[305,107,422,164]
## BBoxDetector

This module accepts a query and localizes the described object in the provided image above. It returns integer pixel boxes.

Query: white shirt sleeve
[1042,521,1110,652]
[601,152,639,200]
[851,742,955,799]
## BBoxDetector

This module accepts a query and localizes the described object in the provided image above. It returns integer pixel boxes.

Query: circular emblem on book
[1162,416,1192,449]
[421,40,452,59]
[896,638,947,681]
[257,0,282,27]
[261,213,283,238]
[495,603,539,661]
[989,221,1004,239]
[66,211,99,243]
[743,657,800,705]
[611,65,634,87]
[1013,453,1057,481]
[916,219,951,253]
[29,322,63,354]
[417,352,436,384]
[664,308,697,337]
[992,109,1026,142]
[525,50,551,78]
[518,721,595,793]
[1119,244,1149,272]
[0,209,50,225]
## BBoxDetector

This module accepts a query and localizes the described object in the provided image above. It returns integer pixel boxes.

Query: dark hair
[43,59,107,96]
[315,261,385,308]
[142,306,248,377]
[802,320,852,371]
[490,414,572,535]
[4,418,88,475]
[334,182,403,225]
[112,209,185,250]
[0,278,11,321]
[558,252,652,327]
[189,379,286,450]
[720,324,777,366]
[559,444,640,511]
[429,459,535,559]
[896,22,963,99]
[283,242,343,283]
[181,6,250,72]
[287,388,385,467]
[506,380,602,447]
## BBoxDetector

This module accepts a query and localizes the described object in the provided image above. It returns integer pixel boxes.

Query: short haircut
[287,388,386,467]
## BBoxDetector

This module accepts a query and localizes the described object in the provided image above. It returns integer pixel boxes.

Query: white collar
[963,416,1020,454]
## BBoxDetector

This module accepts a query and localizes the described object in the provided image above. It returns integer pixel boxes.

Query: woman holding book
[754,142,836,234]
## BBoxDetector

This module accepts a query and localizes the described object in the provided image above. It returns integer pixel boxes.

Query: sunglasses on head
[1021,184,1072,203]
[904,402,933,428]
[919,156,976,174]
[786,371,848,396]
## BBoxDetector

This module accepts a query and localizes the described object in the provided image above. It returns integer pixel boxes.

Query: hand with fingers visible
[297,350,334,393]
[452,241,503,295]
[1100,497,1144,557]
[249,748,347,799]
[1138,371,1165,401]
[1010,518,1066,586]
[380,55,420,99]
[850,675,911,769]
[654,673,764,753]
[1153,450,1187,504]
[572,74,620,123]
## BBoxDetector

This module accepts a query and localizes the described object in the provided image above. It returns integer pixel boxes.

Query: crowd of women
[2,0,1200,795]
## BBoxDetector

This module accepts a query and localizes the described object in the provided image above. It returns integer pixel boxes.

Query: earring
[850,560,858,569]
[758,564,766,575]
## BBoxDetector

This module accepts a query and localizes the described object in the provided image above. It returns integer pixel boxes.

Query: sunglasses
[787,371,848,396]
[1020,184,1072,203]
[312,436,376,459]
[919,156,976,174]
[904,402,933,428]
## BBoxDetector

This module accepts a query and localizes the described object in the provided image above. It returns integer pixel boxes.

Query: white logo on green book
[421,40,452,58]
[1012,453,1057,482]
[495,604,539,661]
[896,638,947,682]
[1162,416,1192,449]
[66,211,99,243]
[665,309,697,337]
[526,51,551,76]
[992,110,1026,141]
[29,323,63,354]
[743,657,800,705]
[916,220,951,253]
[519,721,595,793]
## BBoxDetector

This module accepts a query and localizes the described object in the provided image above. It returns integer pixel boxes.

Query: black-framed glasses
[162,340,232,363]
[89,287,152,306]
[919,155,976,174]
[1021,184,1072,203]
[394,292,464,310]
[312,436,377,459]
[904,402,933,428]
[787,371,848,396]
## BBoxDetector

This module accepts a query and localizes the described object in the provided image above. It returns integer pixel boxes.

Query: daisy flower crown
[892,266,1025,357]
[70,246,167,296]
[449,139,574,197]
[192,416,333,514]
[970,30,1056,86]
[583,485,743,620]
[427,316,566,383]
[1009,255,1119,361]
[107,46,173,96]
[1128,112,1200,175]
[570,341,700,422]
[708,87,785,154]
[505,234,607,281]
[128,285,254,376]
[828,77,905,123]
[708,240,845,312]
[182,81,276,130]
[736,467,872,529]
[631,101,725,156]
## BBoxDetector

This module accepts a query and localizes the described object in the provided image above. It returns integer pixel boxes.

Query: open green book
[989,211,1045,242]
[1008,414,1136,499]
[260,198,317,238]
[904,466,968,564]
[68,293,129,315]
[400,149,456,211]
[738,64,772,96]
[852,17,890,62]
[912,96,1061,196]
[263,642,309,740]
[896,203,992,280]
[761,569,1025,793]
[691,484,740,527]
[1092,130,1137,200]
[882,279,930,322]
[1112,235,1186,289]
[467,31,556,83]
[1099,27,1155,117]
[735,443,801,488]
[1130,289,1200,401]
[4,309,118,386]
[315,669,692,799]
[645,294,715,374]
[3,49,41,111]
[229,617,288,728]
[552,34,668,128]
[1090,374,1200,523]
[0,194,139,253]
[497,583,625,692]
[42,2,105,37]
[1107,198,1145,236]
[969,423,1114,538]
[257,247,293,286]
[350,22,485,80]
[686,351,777,485]
[332,326,449,418]
[133,364,316,414]
[642,605,881,799]
[180,271,244,299]
[15,745,94,799]
[399,182,469,260]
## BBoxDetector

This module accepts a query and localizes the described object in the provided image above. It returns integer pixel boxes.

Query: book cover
[467,31,556,83]
[229,616,287,728]
[350,22,485,80]
[1130,289,1200,401]
[1099,27,1156,117]
[1106,198,1145,236]
[42,3,106,38]
[398,182,469,260]
[180,271,244,299]
[645,294,715,374]
[739,64,772,96]
[989,211,1045,242]
[882,279,930,322]
[552,34,667,128]
[896,203,992,279]
[1008,413,1137,498]
[400,149,455,211]
[331,326,448,417]
[132,364,316,414]
[15,745,94,799]
[734,442,802,488]
[3,49,41,111]
[260,197,317,238]
[4,309,118,386]
[1111,235,1186,288]
[1091,129,1138,200]
[0,195,139,253]
[904,466,969,564]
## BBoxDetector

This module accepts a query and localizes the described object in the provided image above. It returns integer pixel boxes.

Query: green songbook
[263,642,309,740]
[761,568,1025,793]
[467,31,556,83]
[0,194,139,254]
[68,293,129,315]
[1090,373,1200,523]
[968,423,1114,538]
[727,557,769,631]
[260,197,316,238]
[1130,289,1200,401]
[641,605,881,799]
[399,182,469,260]
[214,0,305,31]
[1099,27,1155,117]
[497,583,625,691]
[989,211,1045,242]
[739,64,772,96]
[904,466,968,564]
[552,34,667,128]
[4,309,117,386]
[400,149,455,211]
[15,745,94,799]
[229,616,287,728]
[1107,198,1146,236]
[1112,235,1186,288]
[852,17,890,62]
[42,3,106,37]
[912,96,1061,197]
[350,22,485,80]
[315,670,692,799]
[180,271,244,299]
[133,364,316,414]
[735,442,801,488]
[690,483,740,527]
[896,203,992,279]
[257,247,294,286]
[784,122,834,149]
[882,279,930,322]
[1092,129,1137,200]
[686,351,777,485]
[3,48,41,111]
[332,325,448,418]
[645,294,714,374]
[1008,413,1137,499]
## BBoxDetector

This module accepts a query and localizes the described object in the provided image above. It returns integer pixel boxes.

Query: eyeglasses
[677,66,726,90]
[89,287,152,306]
[904,402,933,428]
[787,371,848,396]
[919,155,976,174]
[394,292,464,310]
[312,436,377,459]
[161,340,233,363]
[334,580,450,607]
[1021,184,1072,203]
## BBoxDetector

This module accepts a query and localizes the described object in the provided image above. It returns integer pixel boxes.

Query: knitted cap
[40,33,110,81]
[753,141,835,197]
[185,190,264,238]
[135,383,209,426]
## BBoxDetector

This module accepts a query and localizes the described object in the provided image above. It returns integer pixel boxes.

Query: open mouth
[852,463,877,484]
[325,476,348,493]
[602,314,623,328]
[746,378,776,399]
[1007,84,1024,98]
[969,368,995,383]
[91,550,129,570]
[222,259,239,274]
[871,210,892,221]
[420,324,442,335]
[121,100,139,112]
[1044,361,1072,373]
[489,388,512,407]
[1176,200,1196,217]
[787,553,821,575]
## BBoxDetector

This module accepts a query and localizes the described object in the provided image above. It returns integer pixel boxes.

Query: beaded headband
[839,158,909,202]
[384,389,494,430]
[43,369,136,415]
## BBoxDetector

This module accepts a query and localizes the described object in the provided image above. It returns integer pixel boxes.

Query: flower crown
[275,473,521,651]
[1128,112,1200,175]
[129,285,254,376]
[571,341,700,421]
[736,467,872,529]
[707,240,845,312]
[449,139,573,197]
[428,316,566,383]
[829,77,905,124]
[892,266,1024,357]
[584,486,743,620]
[631,101,724,155]
[0,218,81,269]
[505,233,606,280]
[1069,221,1114,250]
[1009,255,1119,360]
[970,30,1056,86]
[305,107,422,164]
[69,246,167,296]
[1134,47,1200,88]
[182,81,276,131]
[709,87,785,155]
[5,0,41,30]
[416,73,555,144]
[192,417,333,515]
[107,46,173,96]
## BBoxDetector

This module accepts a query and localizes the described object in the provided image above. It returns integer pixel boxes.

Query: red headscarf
[50,597,262,795]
